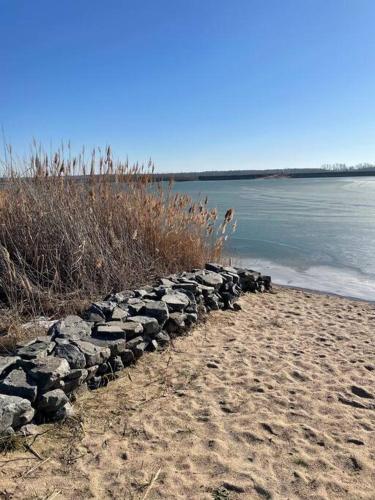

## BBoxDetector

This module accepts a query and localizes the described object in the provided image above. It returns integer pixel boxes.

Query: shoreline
[274,283,375,304]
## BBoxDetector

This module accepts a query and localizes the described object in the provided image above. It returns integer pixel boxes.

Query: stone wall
[0,264,271,435]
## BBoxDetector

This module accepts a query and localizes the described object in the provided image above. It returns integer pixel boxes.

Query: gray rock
[54,343,86,369]
[105,290,135,303]
[195,270,223,289]
[128,299,146,315]
[16,339,54,360]
[0,368,38,402]
[133,341,148,358]
[142,300,169,323]
[88,376,103,390]
[62,369,88,393]
[54,401,74,420]
[39,389,68,414]
[86,365,99,380]
[161,291,190,312]
[51,315,92,340]
[73,340,111,367]
[120,321,143,339]
[110,307,128,321]
[205,263,223,273]
[108,356,124,372]
[20,423,40,436]
[95,323,126,338]
[126,336,144,350]
[185,312,198,326]
[0,394,34,433]
[0,356,20,379]
[127,316,160,335]
[149,340,158,351]
[28,357,71,392]
[154,331,171,347]
[88,337,127,357]
[164,312,186,334]
[121,349,135,365]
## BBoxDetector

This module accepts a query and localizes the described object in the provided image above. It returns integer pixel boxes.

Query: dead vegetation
[0,143,235,351]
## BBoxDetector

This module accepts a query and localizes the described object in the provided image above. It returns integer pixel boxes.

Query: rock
[108,356,124,372]
[54,402,74,420]
[126,336,144,350]
[88,337,127,357]
[148,340,158,351]
[164,312,186,334]
[105,290,134,303]
[161,291,190,312]
[16,339,54,360]
[54,343,86,369]
[0,356,20,379]
[51,315,92,340]
[159,278,175,287]
[27,357,71,392]
[205,263,223,273]
[0,368,38,402]
[20,423,40,436]
[62,369,88,393]
[133,342,148,358]
[0,394,34,433]
[73,340,111,367]
[127,299,146,315]
[142,300,169,324]
[154,331,171,347]
[39,389,68,414]
[120,321,143,339]
[87,376,102,390]
[195,270,223,289]
[205,294,220,310]
[95,324,126,338]
[185,312,198,326]
[120,349,135,366]
[110,307,128,321]
[86,365,99,380]
[127,316,160,335]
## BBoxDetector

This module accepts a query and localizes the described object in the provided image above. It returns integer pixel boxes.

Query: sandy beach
[0,286,374,499]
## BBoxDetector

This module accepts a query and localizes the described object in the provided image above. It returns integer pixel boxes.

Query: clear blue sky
[1,0,375,172]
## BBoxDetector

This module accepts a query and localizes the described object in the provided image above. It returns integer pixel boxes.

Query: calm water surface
[175,177,375,301]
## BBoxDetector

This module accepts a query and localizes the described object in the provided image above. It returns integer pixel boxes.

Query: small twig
[45,489,62,500]
[24,443,44,460]
[141,467,161,500]
[22,456,51,477]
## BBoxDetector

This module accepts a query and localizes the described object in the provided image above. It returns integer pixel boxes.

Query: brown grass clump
[0,144,235,331]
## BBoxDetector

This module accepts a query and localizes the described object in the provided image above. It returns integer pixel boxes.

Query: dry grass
[0,143,235,350]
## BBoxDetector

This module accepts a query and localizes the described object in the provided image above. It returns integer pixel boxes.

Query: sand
[0,287,374,499]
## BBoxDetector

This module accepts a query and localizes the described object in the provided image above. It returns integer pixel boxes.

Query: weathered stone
[39,389,68,414]
[95,324,126,338]
[126,336,144,350]
[54,402,74,420]
[148,340,158,352]
[120,321,143,339]
[73,340,111,367]
[164,312,186,334]
[28,357,70,392]
[0,394,34,433]
[133,341,148,358]
[142,300,169,324]
[108,356,124,372]
[161,291,190,312]
[54,343,86,369]
[128,299,146,315]
[205,263,223,273]
[120,349,135,365]
[0,357,20,379]
[127,316,160,335]
[87,376,102,390]
[88,337,127,357]
[105,290,135,303]
[0,368,38,402]
[154,331,171,347]
[195,270,223,289]
[86,365,99,380]
[62,369,88,393]
[185,312,198,326]
[110,307,128,321]
[51,315,92,340]
[20,423,40,436]
[17,339,54,360]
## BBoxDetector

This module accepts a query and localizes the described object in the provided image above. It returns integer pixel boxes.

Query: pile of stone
[0,264,271,435]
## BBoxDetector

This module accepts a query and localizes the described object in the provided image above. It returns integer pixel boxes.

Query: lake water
[175,177,375,301]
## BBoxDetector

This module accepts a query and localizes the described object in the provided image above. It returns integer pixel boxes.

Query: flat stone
[120,321,143,339]
[142,300,169,323]
[54,343,86,369]
[88,337,127,356]
[16,339,54,360]
[0,356,20,379]
[51,315,92,340]
[133,341,148,358]
[164,312,186,334]
[54,402,74,420]
[28,357,71,392]
[126,336,144,350]
[39,389,68,414]
[0,394,34,433]
[0,368,38,402]
[108,356,124,372]
[62,369,88,393]
[110,307,128,321]
[121,349,135,365]
[205,263,223,273]
[195,270,223,289]
[127,316,160,335]
[95,324,126,338]
[73,340,111,367]
[154,331,171,347]
[128,300,145,315]
[161,291,190,312]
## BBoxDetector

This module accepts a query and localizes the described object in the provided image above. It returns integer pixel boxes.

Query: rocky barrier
[0,264,271,435]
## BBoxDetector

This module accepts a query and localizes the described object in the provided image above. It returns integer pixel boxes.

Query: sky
[1,0,375,172]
